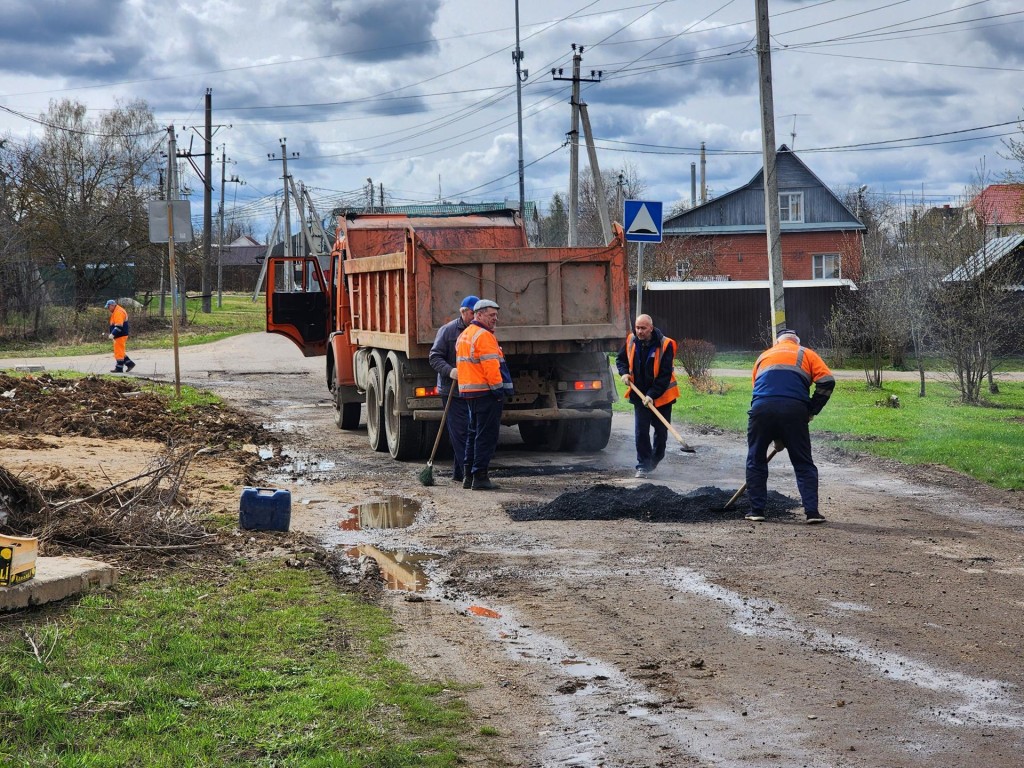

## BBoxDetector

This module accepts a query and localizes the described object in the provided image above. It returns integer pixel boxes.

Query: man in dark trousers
[428,294,479,482]
[745,328,835,524]
[105,299,136,373]
[615,313,679,478]
[456,299,514,490]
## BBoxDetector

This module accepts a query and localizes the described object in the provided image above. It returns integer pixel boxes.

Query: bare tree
[11,98,162,311]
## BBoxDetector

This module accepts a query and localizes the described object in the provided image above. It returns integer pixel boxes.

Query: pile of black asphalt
[506,483,801,523]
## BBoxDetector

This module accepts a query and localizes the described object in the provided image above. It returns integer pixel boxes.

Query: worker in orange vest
[615,314,679,478]
[745,328,834,524]
[456,299,514,490]
[105,299,136,373]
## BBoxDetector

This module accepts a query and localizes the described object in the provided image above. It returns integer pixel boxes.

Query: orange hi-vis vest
[456,323,512,398]
[625,333,679,407]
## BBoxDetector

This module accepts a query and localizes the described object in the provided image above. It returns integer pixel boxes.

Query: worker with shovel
[427,294,479,483]
[745,328,834,524]
[615,314,679,479]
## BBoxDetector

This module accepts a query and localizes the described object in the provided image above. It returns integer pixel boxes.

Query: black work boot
[462,473,474,489]
[471,470,497,490]
[111,359,124,373]
[124,358,136,372]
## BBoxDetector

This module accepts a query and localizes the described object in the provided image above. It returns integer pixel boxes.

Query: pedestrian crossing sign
[623,200,663,243]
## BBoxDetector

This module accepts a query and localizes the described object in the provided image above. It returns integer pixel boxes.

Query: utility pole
[165,126,182,398]
[202,89,213,313]
[217,144,242,308]
[552,45,601,246]
[268,139,299,290]
[579,101,610,243]
[513,0,528,216]
[755,0,786,338]
[700,142,707,204]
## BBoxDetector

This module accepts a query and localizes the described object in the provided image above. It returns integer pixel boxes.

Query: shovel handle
[427,386,455,465]
[627,380,690,447]
[723,446,780,510]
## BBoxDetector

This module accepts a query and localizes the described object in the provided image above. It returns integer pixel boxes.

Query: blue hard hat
[104,299,116,308]
[460,295,480,310]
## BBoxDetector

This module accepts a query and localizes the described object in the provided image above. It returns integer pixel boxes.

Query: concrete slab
[0,556,118,611]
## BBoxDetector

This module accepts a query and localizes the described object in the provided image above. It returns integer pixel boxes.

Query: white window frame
[812,252,841,279]
[779,192,804,223]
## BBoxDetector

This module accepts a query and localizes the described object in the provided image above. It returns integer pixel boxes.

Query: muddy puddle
[506,483,800,522]
[340,496,421,530]
[348,544,437,592]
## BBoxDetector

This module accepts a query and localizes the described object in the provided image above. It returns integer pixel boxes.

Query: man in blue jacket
[428,295,479,482]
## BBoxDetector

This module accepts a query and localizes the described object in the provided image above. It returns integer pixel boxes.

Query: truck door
[265,256,330,357]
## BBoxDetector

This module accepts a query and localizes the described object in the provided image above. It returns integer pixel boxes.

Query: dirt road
[6,334,1024,767]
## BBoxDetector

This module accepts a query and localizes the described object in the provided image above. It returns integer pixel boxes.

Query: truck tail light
[573,380,603,391]
[415,385,440,397]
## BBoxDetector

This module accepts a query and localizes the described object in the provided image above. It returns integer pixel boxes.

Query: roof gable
[972,184,1024,225]
[664,145,864,233]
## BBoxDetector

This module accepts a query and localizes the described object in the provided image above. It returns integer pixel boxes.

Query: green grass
[0,561,475,767]
[616,377,1024,490]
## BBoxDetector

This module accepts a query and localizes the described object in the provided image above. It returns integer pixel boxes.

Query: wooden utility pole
[202,89,213,313]
[755,0,787,338]
[552,45,601,246]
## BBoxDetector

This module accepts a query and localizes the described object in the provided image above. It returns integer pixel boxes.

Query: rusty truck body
[265,209,631,460]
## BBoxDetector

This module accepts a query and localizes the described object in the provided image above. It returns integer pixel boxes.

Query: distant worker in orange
[105,299,136,373]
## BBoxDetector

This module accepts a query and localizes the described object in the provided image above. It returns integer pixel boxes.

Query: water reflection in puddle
[349,544,436,592]
[340,496,421,531]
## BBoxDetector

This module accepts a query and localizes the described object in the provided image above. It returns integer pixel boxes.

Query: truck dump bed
[340,211,630,357]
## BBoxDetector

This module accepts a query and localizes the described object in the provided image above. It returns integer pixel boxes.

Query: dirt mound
[0,373,272,446]
[506,483,800,523]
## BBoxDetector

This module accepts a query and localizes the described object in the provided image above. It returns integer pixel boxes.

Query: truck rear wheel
[333,377,361,430]
[385,369,426,460]
[366,369,387,452]
[576,414,612,452]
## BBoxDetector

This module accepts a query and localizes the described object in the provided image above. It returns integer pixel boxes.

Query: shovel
[721,444,781,510]
[417,386,455,486]
[627,381,696,453]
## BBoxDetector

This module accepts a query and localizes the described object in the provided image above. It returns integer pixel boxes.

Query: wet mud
[505,483,801,522]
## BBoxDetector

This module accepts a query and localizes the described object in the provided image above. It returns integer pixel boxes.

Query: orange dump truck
[266,209,630,460]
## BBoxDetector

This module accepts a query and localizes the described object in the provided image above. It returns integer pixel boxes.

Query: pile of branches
[1,446,219,564]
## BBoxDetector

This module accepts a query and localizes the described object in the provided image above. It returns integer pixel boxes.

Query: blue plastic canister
[239,487,291,531]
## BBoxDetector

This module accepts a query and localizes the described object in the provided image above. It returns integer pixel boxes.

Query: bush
[677,338,716,379]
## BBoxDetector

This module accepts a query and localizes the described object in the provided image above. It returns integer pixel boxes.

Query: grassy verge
[616,377,1024,490]
[0,293,264,359]
[0,560,477,767]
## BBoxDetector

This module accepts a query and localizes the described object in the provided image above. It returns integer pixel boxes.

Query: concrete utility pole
[690,162,697,208]
[700,142,707,204]
[268,139,299,290]
[579,101,611,244]
[513,0,528,216]
[165,126,182,398]
[755,0,787,338]
[552,45,601,246]
[217,144,242,308]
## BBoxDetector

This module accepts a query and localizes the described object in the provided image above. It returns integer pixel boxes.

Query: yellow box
[0,535,38,587]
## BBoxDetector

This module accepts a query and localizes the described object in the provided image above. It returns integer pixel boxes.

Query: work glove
[620,373,631,386]
[449,369,458,381]
[642,395,653,408]
[107,333,115,340]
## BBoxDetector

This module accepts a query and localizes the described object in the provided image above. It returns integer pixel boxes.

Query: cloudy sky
[1,0,1022,238]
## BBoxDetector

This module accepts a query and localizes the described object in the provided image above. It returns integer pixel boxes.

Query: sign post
[623,200,663,317]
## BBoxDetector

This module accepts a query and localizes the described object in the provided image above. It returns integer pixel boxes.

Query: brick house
[657,145,865,282]
[635,146,865,349]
